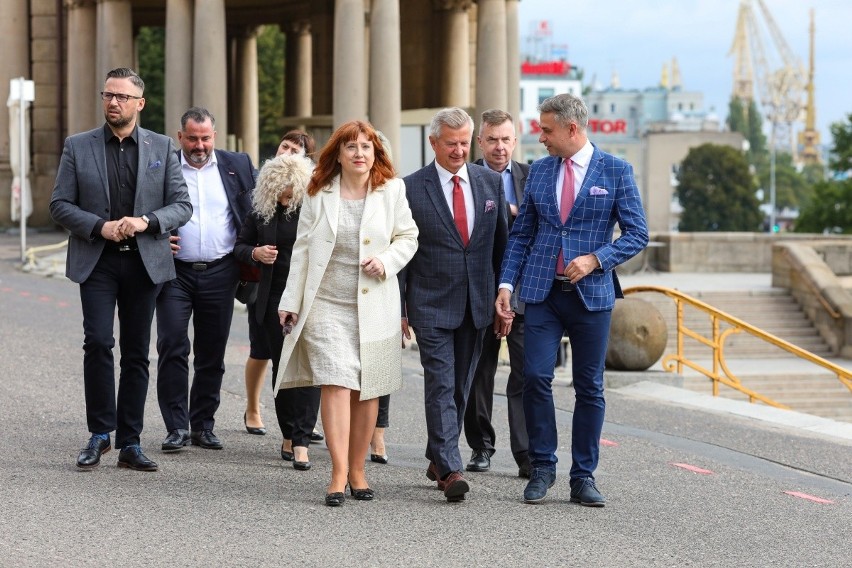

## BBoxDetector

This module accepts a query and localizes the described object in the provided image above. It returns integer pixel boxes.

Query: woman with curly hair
[234,152,320,470]
[278,120,418,506]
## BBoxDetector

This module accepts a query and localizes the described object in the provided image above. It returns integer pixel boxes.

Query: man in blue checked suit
[497,93,648,507]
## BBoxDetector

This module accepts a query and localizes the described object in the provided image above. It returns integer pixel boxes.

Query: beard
[186,150,211,166]
[105,110,134,129]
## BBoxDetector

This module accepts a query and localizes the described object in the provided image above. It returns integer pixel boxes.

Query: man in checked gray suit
[400,107,508,502]
[50,67,192,472]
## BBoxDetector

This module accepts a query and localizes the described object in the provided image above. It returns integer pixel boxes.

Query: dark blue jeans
[523,282,611,480]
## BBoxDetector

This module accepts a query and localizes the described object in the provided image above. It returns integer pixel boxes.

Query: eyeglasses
[100,91,143,103]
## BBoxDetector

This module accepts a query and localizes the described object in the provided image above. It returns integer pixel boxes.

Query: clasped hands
[101,216,148,242]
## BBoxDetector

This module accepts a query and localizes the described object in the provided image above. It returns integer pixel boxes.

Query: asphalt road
[0,231,849,567]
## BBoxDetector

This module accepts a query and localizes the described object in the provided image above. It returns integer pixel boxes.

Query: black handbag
[235,262,260,304]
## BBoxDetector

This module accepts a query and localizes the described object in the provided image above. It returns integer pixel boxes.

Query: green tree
[257,25,285,160]
[755,151,810,210]
[727,96,767,160]
[828,113,852,172]
[676,143,763,231]
[794,179,852,234]
[136,27,166,136]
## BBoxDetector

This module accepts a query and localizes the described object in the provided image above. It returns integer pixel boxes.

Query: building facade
[1,0,523,227]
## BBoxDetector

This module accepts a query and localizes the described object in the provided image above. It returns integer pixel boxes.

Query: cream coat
[277,176,419,400]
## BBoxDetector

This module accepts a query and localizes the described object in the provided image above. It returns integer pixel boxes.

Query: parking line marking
[670,462,714,474]
[783,491,834,504]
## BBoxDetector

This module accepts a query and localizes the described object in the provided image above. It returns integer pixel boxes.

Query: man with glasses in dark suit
[50,67,192,472]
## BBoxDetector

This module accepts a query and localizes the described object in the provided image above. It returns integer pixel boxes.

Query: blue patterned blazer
[500,145,648,311]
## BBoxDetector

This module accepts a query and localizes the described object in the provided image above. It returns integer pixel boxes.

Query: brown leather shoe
[442,471,470,502]
[426,462,441,488]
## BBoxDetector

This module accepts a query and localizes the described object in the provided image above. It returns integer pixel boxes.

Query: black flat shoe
[310,429,324,442]
[281,449,294,461]
[349,486,375,501]
[370,453,388,464]
[243,413,266,436]
[293,459,312,471]
[325,492,345,507]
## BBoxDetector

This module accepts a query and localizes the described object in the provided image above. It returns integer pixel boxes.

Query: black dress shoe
[281,449,294,461]
[518,461,532,479]
[465,449,491,472]
[161,429,190,452]
[370,453,388,464]
[117,446,158,472]
[310,429,324,442]
[243,413,266,436]
[77,435,111,469]
[293,459,311,471]
[190,429,223,450]
[325,492,345,507]
[349,486,375,501]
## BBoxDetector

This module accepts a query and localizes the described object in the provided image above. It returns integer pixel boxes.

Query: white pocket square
[589,186,609,196]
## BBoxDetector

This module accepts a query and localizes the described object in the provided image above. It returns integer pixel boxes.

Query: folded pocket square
[148,160,162,169]
[590,186,608,195]
[484,199,495,213]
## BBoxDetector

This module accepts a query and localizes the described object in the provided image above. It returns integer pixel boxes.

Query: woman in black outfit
[234,153,320,470]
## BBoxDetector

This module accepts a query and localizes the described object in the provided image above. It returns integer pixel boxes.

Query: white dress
[299,197,365,390]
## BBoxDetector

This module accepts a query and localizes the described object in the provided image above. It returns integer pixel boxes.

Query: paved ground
[1,229,850,567]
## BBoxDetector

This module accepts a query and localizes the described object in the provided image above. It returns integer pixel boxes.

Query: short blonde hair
[252,154,313,224]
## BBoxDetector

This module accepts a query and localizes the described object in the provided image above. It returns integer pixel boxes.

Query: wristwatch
[141,214,150,226]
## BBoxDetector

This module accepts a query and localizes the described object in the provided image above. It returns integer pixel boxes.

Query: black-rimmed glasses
[100,91,143,103]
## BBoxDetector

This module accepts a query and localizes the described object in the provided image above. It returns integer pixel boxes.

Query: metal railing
[624,285,852,408]
[22,240,67,273]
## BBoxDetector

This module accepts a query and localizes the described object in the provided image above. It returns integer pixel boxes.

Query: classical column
[164,0,193,137]
[237,28,259,164]
[292,21,313,119]
[505,0,522,160]
[474,0,508,117]
[333,0,367,126]
[1,0,31,161]
[96,0,133,80]
[66,1,98,134]
[369,0,401,166]
[433,1,472,108]
[193,0,228,136]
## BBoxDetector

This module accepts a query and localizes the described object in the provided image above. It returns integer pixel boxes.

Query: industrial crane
[728,0,806,158]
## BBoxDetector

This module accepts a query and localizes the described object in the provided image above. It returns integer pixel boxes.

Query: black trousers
[79,250,158,449]
[156,256,239,432]
[464,314,529,467]
[376,394,390,428]
[264,286,320,448]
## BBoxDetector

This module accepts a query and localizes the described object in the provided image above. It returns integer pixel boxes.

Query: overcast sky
[518,0,852,145]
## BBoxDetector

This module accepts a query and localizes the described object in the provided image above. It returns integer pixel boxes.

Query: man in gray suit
[465,109,531,477]
[400,107,508,502]
[50,67,192,472]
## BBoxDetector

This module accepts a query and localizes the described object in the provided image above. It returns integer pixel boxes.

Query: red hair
[306,120,396,196]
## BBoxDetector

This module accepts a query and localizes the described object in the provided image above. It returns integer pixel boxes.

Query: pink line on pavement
[600,438,618,447]
[670,462,714,475]
[783,491,834,504]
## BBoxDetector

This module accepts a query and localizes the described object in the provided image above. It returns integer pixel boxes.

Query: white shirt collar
[434,161,470,187]
[568,140,593,168]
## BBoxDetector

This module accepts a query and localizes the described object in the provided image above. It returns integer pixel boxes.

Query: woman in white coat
[278,120,418,506]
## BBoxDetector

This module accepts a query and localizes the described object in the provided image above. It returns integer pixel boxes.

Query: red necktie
[556,159,575,276]
[452,175,469,246]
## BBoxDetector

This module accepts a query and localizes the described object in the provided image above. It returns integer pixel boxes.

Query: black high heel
[325,492,345,507]
[244,412,266,436]
[370,453,388,464]
[280,441,294,461]
[348,485,375,501]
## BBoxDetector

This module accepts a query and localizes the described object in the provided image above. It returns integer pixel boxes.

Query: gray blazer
[49,125,192,284]
[400,161,508,330]
[474,158,529,314]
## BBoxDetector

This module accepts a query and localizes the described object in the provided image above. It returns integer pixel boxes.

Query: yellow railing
[22,240,67,272]
[623,285,852,408]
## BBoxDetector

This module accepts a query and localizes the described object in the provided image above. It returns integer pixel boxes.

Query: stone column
[333,0,367,127]
[292,20,313,119]
[193,0,228,136]
[433,0,472,108]
[237,28,259,164]
[164,0,193,137]
[96,0,133,81]
[369,0,401,166]
[66,1,98,134]
[475,0,508,117]
[505,0,521,160]
[1,0,32,161]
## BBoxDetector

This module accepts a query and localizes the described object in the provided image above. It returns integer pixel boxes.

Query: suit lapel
[134,128,153,213]
[511,161,526,205]
[468,168,486,243]
[216,150,240,216]
[572,146,604,214]
[88,128,110,205]
[424,163,463,247]
[323,176,341,236]
[542,156,562,224]
[361,181,381,229]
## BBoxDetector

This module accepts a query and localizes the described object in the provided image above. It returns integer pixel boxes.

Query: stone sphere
[606,297,668,371]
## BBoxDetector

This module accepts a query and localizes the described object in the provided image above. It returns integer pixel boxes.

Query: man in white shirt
[156,107,257,453]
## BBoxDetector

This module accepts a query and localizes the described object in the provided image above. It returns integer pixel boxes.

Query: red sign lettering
[525,118,626,135]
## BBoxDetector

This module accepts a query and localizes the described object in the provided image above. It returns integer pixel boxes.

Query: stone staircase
[625,288,852,423]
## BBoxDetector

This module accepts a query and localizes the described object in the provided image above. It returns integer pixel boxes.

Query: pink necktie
[452,175,469,246]
[556,159,574,276]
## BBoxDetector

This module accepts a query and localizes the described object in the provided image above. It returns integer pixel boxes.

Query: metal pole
[19,77,27,261]
[769,135,776,233]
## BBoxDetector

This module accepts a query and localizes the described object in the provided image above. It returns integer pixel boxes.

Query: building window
[520,88,524,111]
[592,103,598,114]
[610,103,616,113]
[678,102,683,111]
[538,88,555,104]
